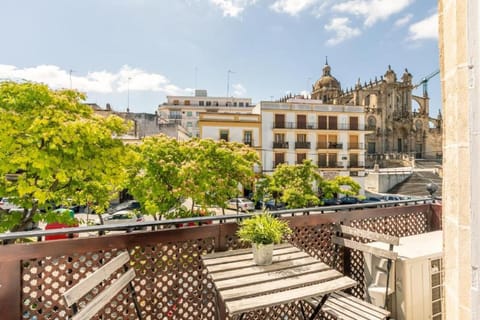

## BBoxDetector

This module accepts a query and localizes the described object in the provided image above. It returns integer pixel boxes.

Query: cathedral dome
[313,62,341,91]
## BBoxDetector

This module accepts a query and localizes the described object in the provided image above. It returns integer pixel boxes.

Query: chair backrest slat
[336,225,400,246]
[63,251,131,307]
[71,269,136,320]
[332,236,398,260]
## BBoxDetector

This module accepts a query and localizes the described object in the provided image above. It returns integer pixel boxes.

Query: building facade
[254,98,368,187]
[311,63,442,159]
[198,112,261,149]
[158,90,253,138]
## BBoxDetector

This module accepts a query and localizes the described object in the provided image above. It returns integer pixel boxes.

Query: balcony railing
[273,141,289,149]
[348,143,365,150]
[294,141,311,149]
[317,142,343,149]
[0,202,441,320]
[273,122,366,130]
[348,161,365,168]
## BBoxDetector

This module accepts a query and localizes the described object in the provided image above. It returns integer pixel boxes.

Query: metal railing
[273,122,366,131]
[0,201,442,320]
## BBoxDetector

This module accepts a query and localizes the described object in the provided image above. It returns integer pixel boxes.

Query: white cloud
[209,0,257,17]
[408,13,438,41]
[325,17,361,46]
[0,64,191,96]
[332,0,414,27]
[232,83,246,96]
[270,0,319,16]
[394,13,412,27]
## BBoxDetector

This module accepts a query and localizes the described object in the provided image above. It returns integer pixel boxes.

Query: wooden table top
[202,243,357,316]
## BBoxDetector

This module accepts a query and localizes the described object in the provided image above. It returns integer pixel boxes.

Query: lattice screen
[20,210,430,320]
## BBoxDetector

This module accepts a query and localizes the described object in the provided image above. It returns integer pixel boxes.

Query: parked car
[102,210,145,225]
[360,197,382,203]
[254,199,284,210]
[108,200,141,213]
[0,197,21,211]
[321,198,340,206]
[339,196,360,205]
[226,198,255,212]
[45,209,79,241]
[381,195,402,201]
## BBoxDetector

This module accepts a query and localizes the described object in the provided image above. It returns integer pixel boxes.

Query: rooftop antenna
[127,77,132,111]
[226,69,235,97]
[69,69,75,89]
[194,67,198,95]
[325,56,328,65]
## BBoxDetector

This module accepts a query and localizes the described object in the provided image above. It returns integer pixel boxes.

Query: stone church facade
[311,62,442,159]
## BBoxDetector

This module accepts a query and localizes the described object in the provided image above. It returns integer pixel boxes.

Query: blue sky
[0,0,440,116]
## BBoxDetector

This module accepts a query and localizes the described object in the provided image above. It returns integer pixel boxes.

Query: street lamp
[426,182,438,202]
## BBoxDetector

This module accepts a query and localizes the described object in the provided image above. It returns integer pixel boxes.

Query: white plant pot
[252,243,274,265]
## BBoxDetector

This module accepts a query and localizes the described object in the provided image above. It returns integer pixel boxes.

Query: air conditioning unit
[363,231,443,320]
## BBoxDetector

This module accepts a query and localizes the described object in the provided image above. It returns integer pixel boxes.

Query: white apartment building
[198,112,261,148]
[158,90,253,137]
[254,98,369,187]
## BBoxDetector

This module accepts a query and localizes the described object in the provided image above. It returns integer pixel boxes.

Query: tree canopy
[126,136,260,219]
[257,160,322,209]
[319,175,361,199]
[0,82,131,232]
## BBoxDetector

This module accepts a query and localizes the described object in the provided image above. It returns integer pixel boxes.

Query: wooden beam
[332,237,398,260]
[63,251,130,306]
[336,225,400,245]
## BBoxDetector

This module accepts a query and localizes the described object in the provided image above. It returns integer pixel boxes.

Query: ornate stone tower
[311,64,442,158]
[311,59,342,103]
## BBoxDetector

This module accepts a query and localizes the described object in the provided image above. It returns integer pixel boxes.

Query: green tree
[126,137,259,219]
[126,135,185,219]
[269,159,321,209]
[0,82,130,232]
[320,175,361,199]
[179,139,259,213]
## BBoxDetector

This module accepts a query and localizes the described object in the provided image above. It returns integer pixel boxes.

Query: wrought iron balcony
[294,141,311,149]
[273,141,289,149]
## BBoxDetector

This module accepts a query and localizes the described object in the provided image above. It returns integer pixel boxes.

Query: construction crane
[413,69,440,97]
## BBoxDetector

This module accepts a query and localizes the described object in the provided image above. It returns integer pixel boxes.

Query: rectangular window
[328,154,338,167]
[274,153,285,167]
[328,116,337,130]
[220,129,229,141]
[239,102,244,107]
[186,122,193,127]
[349,116,359,130]
[245,102,249,107]
[317,135,327,149]
[297,153,307,164]
[274,133,285,143]
[318,115,327,129]
[244,131,252,146]
[184,100,190,106]
[318,153,327,167]
[186,111,193,117]
[233,102,237,106]
[297,133,307,142]
[173,100,179,105]
[206,101,211,106]
[275,114,285,128]
[297,115,307,129]
[199,101,204,106]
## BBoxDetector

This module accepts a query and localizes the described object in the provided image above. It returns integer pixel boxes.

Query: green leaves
[125,136,260,218]
[237,213,292,245]
[0,82,130,231]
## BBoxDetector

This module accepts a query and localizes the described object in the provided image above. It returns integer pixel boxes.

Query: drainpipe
[469,0,480,317]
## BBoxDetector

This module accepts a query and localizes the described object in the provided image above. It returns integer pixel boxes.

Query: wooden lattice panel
[17,207,433,320]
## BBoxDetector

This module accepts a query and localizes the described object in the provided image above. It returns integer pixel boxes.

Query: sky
[0,0,440,116]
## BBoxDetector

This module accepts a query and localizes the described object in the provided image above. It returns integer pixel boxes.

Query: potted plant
[237,213,292,265]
